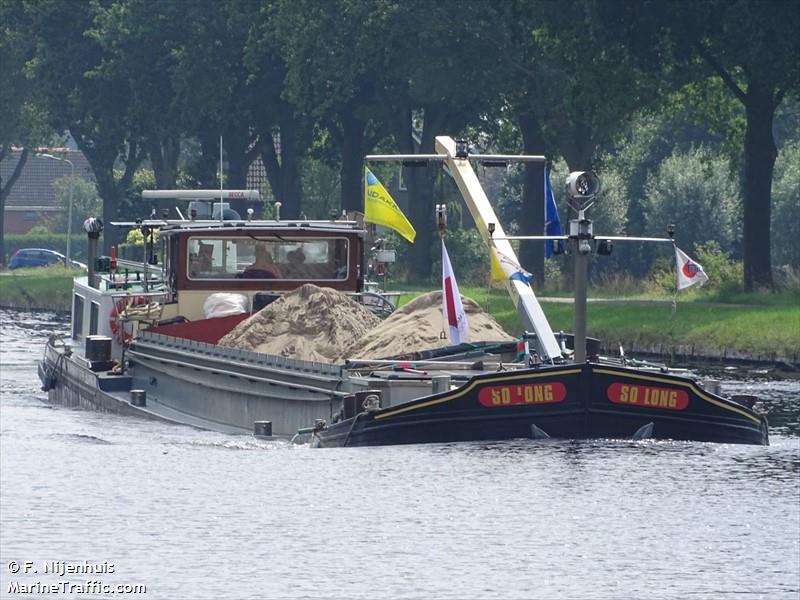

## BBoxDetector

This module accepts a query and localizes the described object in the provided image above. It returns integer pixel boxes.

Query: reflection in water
[726,453,800,482]
[723,378,800,436]
[1,308,799,600]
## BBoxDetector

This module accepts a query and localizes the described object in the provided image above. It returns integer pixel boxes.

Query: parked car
[8,248,87,270]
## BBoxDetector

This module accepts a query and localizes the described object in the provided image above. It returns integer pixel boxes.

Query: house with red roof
[1,148,94,234]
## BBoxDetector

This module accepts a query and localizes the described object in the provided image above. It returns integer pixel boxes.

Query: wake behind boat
[38,136,769,446]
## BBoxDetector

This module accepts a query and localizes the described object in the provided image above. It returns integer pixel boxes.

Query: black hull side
[313,364,769,447]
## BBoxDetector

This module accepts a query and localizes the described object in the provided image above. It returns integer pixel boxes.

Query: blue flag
[544,167,562,258]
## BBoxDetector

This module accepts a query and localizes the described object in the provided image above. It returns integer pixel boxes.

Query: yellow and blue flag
[491,248,532,285]
[364,168,416,243]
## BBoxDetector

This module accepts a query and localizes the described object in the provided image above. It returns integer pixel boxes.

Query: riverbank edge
[598,341,799,372]
[3,299,796,370]
[0,300,71,314]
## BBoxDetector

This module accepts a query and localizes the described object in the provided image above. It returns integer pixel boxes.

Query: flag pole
[671,241,678,317]
[437,203,447,340]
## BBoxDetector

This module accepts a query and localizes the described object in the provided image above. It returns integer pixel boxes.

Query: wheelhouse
[165,221,366,319]
[68,197,369,358]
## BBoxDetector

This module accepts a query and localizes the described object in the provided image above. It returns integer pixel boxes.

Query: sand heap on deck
[219,286,514,363]
[218,284,381,363]
[344,291,514,360]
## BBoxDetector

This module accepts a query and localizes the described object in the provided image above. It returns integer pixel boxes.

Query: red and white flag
[442,240,468,345]
[675,246,709,290]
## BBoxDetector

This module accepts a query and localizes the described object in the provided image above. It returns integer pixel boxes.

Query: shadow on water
[49,433,113,445]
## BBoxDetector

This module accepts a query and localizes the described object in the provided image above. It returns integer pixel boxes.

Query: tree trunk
[400,106,447,284]
[0,147,29,267]
[77,138,142,255]
[148,137,180,189]
[518,114,546,288]
[742,82,776,290]
[224,142,249,218]
[391,106,431,282]
[339,113,366,214]
[258,105,307,220]
[197,132,221,188]
[94,170,124,254]
[276,110,303,220]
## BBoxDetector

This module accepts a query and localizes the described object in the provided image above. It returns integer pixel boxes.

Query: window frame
[184,235,351,283]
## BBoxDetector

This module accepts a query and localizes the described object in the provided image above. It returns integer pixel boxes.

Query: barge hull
[314,364,769,447]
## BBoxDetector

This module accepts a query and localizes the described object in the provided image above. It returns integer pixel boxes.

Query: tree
[484,0,677,285]
[692,0,799,289]
[274,0,394,216]
[242,0,314,219]
[0,0,54,266]
[23,0,145,253]
[382,0,498,282]
[46,176,102,235]
[90,0,188,190]
[610,0,800,290]
[643,147,742,256]
[770,140,800,268]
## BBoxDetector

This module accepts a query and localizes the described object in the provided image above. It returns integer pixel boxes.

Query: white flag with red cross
[442,240,468,345]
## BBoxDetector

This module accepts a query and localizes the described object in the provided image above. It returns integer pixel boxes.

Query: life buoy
[109,296,146,343]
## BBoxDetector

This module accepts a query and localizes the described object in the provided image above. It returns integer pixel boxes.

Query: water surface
[1,309,798,599]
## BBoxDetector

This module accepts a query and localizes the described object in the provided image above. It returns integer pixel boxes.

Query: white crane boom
[434,136,562,361]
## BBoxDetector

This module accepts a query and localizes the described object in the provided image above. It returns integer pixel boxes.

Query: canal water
[1,309,798,600]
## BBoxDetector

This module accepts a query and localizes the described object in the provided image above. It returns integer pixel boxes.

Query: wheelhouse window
[72,294,84,340]
[186,237,349,281]
[89,301,99,335]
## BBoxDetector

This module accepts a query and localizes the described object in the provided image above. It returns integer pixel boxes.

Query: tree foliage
[45,176,102,235]
[771,140,800,267]
[643,147,742,256]
[4,0,798,287]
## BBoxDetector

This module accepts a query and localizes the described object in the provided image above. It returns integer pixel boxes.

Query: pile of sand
[219,286,514,364]
[344,291,514,360]
[218,284,381,363]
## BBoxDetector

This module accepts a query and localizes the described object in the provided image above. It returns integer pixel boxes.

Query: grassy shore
[0,266,77,311]
[2,269,797,362]
[398,285,800,363]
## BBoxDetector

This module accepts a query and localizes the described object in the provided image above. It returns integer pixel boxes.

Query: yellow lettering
[524,386,533,403]
[491,389,502,405]
[544,385,553,402]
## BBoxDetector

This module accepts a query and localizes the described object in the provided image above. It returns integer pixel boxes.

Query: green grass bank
[399,286,800,365]
[0,266,78,312]
[1,270,797,364]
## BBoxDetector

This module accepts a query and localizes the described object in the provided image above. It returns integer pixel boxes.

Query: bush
[380,227,490,286]
[694,240,743,293]
[44,176,102,234]
[771,140,800,267]
[643,147,741,258]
